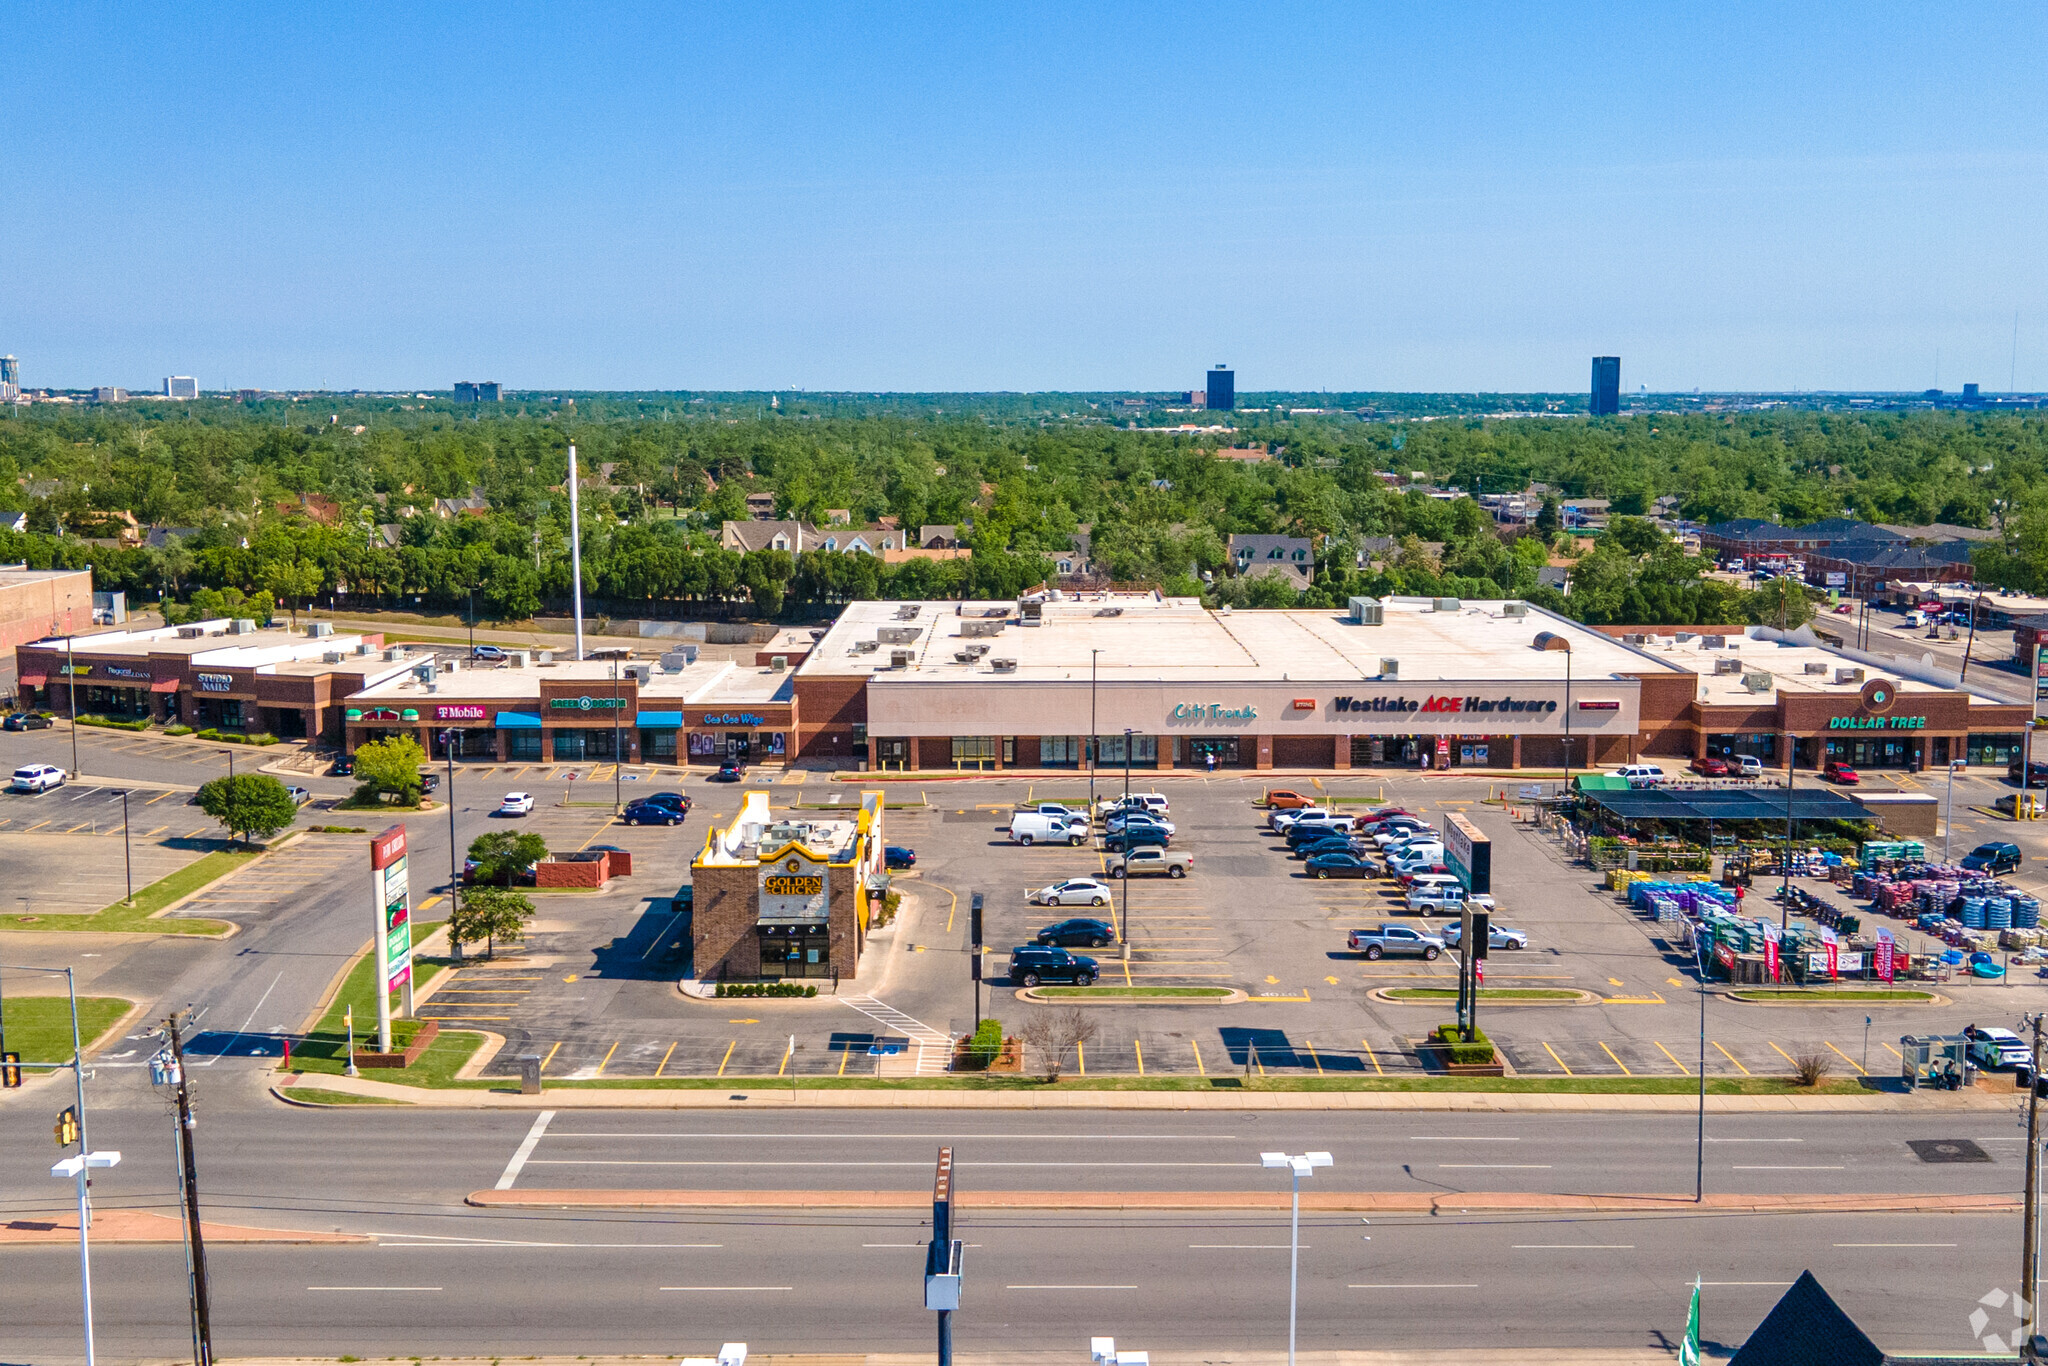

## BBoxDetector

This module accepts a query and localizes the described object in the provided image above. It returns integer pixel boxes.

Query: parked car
[884,845,917,869]
[1371,824,1434,849]
[1735,755,1765,778]
[645,791,692,813]
[1106,810,1176,837]
[2009,760,2048,786]
[1386,844,1447,872]
[1285,818,1357,847]
[1010,812,1088,847]
[1833,602,1855,614]
[330,754,355,776]
[1347,923,1444,961]
[1030,877,1113,908]
[622,798,686,826]
[1007,945,1098,987]
[1614,764,1667,788]
[1263,789,1317,809]
[1285,812,1357,839]
[1296,833,1367,860]
[1035,917,1114,947]
[1102,826,1170,854]
[1965,1025,2032,1070]
[1,712,51,731]
[1020,802,1088,824]
[1689,756,1730,777]
[285,785,312,806]
[1115,792,1170,816]
[1269,806,1330,832]
[9,763,65,794]
[471,644,508,662]
[1407,885,1490,916]
[1961,841,2023,875]
[1821,760,1860,785]
[1442,918,1527,950]
[418,771,441,793]
[1108,846,1192,878]
[497,792,535,816]
[1305,851,1378,879]
[710,761,743,782]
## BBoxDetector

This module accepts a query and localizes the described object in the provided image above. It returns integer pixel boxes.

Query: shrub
[960,1016,1004,1068]
[164,724,193,736]
[714,982,818,998]
[1433,1023,1496,1066]
[1792,1051,1834,1086]
[74,714,151,732]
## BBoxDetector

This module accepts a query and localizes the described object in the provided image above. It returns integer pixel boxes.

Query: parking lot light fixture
[1260,1150,1331,1366]
[441,729,462,963]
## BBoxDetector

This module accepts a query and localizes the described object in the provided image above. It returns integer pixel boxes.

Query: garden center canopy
[1581,787,1870,823]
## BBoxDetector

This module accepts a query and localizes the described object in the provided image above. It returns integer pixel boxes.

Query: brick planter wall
[351,1019,440,1069]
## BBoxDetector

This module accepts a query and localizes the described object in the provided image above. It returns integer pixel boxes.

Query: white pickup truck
[1107,846,1193,879]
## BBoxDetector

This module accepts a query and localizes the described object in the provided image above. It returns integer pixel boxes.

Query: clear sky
[7,2,2044,393]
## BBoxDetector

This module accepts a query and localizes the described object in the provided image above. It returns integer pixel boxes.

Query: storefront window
[507,730,543,761]
[80,685,150,718]
[757,924,831,978]
[1186,737,1240,766]
[1040,735,1083,766]
[584,729,618,761]
[552,729,586,761]
[952,736,997,766]
[1707,733,1779,763]
[688,732,718,758]
[1094,735,1158,765]
[1970,733,2025,766]
[769,732,786,757]
[875,737,910,766]
[643,729,678,762]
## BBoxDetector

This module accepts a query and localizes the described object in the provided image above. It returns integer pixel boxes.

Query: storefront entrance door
[725,732,753,761]
[758,924,830,978]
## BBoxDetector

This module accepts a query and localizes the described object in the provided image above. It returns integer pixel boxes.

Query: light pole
[1781,739,1797,931]
[1560,642,1573,788]
[612,658,623,813]
[1122,727,1135,959]
[1945,759,1967,861]
[441,729,461,963]
[1261,1150,1332,1366]
[66,633,79,779]
[52,1150,120,1366]
[115,790,132,904]
[1088,648,1101,809]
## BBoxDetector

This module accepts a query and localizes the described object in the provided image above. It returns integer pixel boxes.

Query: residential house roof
[744,491,778,519]
[433,488,489,518]
[1241,560,1313,589]
[1228,533,1313,567]
[374,524,404,548]
[145,526,203,550]
[1878,521,2000,542]
[722,519,822,553]
[919,524,961,548]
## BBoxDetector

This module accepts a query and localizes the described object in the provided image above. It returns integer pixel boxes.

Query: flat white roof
[799,596,1682,685]
[349,657,793,705]
[1644,627,2004,703]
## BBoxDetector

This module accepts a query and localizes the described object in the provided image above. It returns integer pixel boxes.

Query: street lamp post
[115,790,132,904]
[1088,649,1101,809]
[441,729,461,963]
[612,659,623,813]
[1945,759,1968,861]
[66,634,80,779]
[1561,644,1573,788]
[1122,727,1135,959]
[52,1150,121,1366]
[1261,1150,1332,1366]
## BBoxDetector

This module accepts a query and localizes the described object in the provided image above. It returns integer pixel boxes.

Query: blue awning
[495,711,543,729]
[636,710,684,728]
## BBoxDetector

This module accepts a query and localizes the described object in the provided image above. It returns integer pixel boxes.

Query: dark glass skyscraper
[1590,356,1620,416]
[1206,365,1235,411]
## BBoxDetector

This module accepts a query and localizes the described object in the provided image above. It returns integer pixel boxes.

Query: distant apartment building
[164,376,198,400]
[1206,365,1235,412]
[92,387,129,403]
[1590,357,1620,416]
[453,381,502,403]
[0,355,18,401]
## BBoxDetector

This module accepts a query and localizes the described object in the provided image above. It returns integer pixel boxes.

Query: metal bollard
[519,1054,543,1095]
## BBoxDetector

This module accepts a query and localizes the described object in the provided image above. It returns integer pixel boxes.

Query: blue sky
[6,3,2045,392]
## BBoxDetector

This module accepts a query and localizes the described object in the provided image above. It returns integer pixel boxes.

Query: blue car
[885,845,917,869]
[1296,834,1362,860]
[622,799,685,826]
[1305,851,1377,879]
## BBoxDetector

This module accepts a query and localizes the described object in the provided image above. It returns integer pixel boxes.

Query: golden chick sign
[759,846,829,921]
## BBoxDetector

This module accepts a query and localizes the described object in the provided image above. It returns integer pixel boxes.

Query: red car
[1395,864,1449,885]
[1833,603,1855,614]
[1822,761,1861,785]
[1690,756,1730,777]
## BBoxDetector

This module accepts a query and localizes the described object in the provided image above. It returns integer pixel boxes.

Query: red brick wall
[0,571,93,655]
[690,862,761,981]
[1269,736,1327,769]
[793,674,867,759]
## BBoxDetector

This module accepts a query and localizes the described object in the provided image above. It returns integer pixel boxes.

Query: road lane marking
[495,1111,555,1190]
[1006,1285,1136,1291]
[1733,1165,1845,1170]
[659,1286,791,1292]
[1412,1136,1517,1141]
[1653,1041,1690,1074]
[1353,1283,1478,1289]
[1824,1040,1868,1075]
[1712,1041,1750,1075]
[716,1040,736,1076]
[527,1160,1258,1168]
[1541,1041,1573,1075]
[309,1286,442,1292]
[1598,1041,1632,1075]
[540,1041,561,1072]
[1704,1138,1802,1143]
[595,1041,619,1076]
[1440,1164,1551,1169]
[1513,1244,1634,1250]
[1190,1244,1308,1249]
[1834,1243,1955,1248]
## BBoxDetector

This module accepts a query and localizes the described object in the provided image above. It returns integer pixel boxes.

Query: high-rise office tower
[454,381,501,403]
[164,376,197,400]
[0,355,18,401]
[1206,364,1235,411]
[1590,356,1621,416]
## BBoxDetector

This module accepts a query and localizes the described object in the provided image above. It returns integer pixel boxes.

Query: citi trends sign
[1170,702,1259,722]
[1333,695,1560,717]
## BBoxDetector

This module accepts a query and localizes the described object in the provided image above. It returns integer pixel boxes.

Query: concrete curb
[469,1188,2020,1216]
[1368,987,1596,1006]
[1016,987,1248,1006]
[1724,991,1949,1007]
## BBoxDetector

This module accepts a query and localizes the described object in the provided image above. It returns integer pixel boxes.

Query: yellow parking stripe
[594,1040,620,1076]
[1712,1041,1751,1075]
[655,1042,677,1077]
[1653,1041,1690,1075]
[1598,1041,1632,1075]
[716,1040,736,1076]
[540,1041,561,1072]
[1768,1041,1799,1070]
[1304,1040,1324,1075]
[1824,1040,1867,1076]
[1191,1040,1206,1075]
[1133,1038,1144,1076]
[145,789,177,805]
[1542,1041,1574,1075]
[1361,1037,1383,1075]
[1076,1043,1085,1076]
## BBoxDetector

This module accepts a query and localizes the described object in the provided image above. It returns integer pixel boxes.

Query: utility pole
[442,730,461,963]
[161,1012,214,1366]
[2026,1011,2044,1345]
[567,443,586,661]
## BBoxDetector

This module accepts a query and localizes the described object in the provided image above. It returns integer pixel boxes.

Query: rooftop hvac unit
[536,650,553,664]
[625,662,652,684]
[177,626,206,639]
[1019,615,1042,627]
[889,649,914,668]
[413,662,437,682]
[1093,607,1123,617]
[964,642,989,658]
[894,604,922,620]
[308,621,334,637]
[877,626,921,645]
[659,648,694,672]
[322,651,344,664]
[1432,597,1462,612]
[1803,661,1828,675]
[1502,602,1528,618]
[1673,632,1696,643]
[1714,658,1744,675]
[953,651,977,664]
[228,618,257,634]
[385,646,407,661]
[990,658,1018,672]
[769,655,788,671]
[852,639,880,654]
[1624,633,1649,645]
[1701,634,1727,648]
[960,619,1005,638]
[511,650,532,668]
[354,642,374,656]
[1379,657,1399,679]
[1348,596,1384,625]
[1834,667,1865,684]
[1742,671,1775,693]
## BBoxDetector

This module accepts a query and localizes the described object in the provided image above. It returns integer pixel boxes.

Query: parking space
[172,834,360,921]
[0,780,191,837]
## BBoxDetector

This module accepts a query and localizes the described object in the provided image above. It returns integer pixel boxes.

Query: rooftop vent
[308,621,334,638]
[1834,667,1865,684]
[851,639,880,654]
[769,655,788,671]
[1673,631,1696,643]
[1803,661,1829,675]
[1379,657,1399,679]
[1701,634,1727,648]
[960,619,1005,638]
[1714,658,1744,675]
[1093,607,1123,617]
[1532,631,1571,652]
[893,604,921,620]
[889,649,914,669]
[1623,633,1649,645]
[536,650,553,665]
[177,626,206,639]
[877,626,921,645]
[1432,597,1462,612]
[990,657,1018,673]
[1348,596,1383,625]
[1502,602,1528,618]
[1742,671,1775,693]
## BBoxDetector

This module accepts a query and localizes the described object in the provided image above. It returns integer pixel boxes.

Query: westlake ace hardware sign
[368,824,415,1052]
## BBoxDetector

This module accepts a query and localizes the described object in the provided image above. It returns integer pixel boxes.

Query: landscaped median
[283,919,481,1086]
[2,996,134,1064]
[1020,986,1243,1004]
[1726,987,1939,1005]
[1373,987,1592,1005]
[0,848,254,934]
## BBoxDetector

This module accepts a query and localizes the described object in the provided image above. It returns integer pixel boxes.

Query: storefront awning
[495,711,542,729]
[16,674,45,687]
[150,678,180,693]
[636,710,683,728]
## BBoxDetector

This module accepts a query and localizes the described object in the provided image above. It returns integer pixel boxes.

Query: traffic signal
[1,1051,19,1088]
[54,1105,79,1147]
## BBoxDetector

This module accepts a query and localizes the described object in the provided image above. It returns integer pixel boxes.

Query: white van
[10,763,65,794]
[1734,755,1765,778]
[1010,812,1087,847]
[1615,764,1667,788]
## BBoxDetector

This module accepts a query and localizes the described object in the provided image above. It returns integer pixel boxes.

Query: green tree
[1533,498,1559,537]
[451,884,535,957]
[258,558,323,627]
[194,773,299,845]
[466,830,550,885]
[352,735,427,806]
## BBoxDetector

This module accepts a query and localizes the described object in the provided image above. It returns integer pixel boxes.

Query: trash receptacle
[520,1054,543,1095]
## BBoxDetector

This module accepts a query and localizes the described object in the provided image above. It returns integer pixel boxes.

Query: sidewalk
[220,1354,1671,1366]
[0,1209,369,1245]
[275,1074,2015,1112]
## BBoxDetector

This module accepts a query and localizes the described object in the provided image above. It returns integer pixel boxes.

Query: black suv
[1007,945,1099,986]
[1961,841,2023,875]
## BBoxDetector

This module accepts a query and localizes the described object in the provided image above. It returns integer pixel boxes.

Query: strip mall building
[789,596,2033,775]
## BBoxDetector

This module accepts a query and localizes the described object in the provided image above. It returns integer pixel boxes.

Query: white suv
[10,764,65,794]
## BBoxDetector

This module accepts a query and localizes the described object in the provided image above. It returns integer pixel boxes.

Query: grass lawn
[280,1086,411,1105]
[0,849,252,934]
[1383,987,1583,1001]
[3,996,132,1062]
[1033,986,1236,1000]
[1729,988,1936,1003]
[290,921,477,1083]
